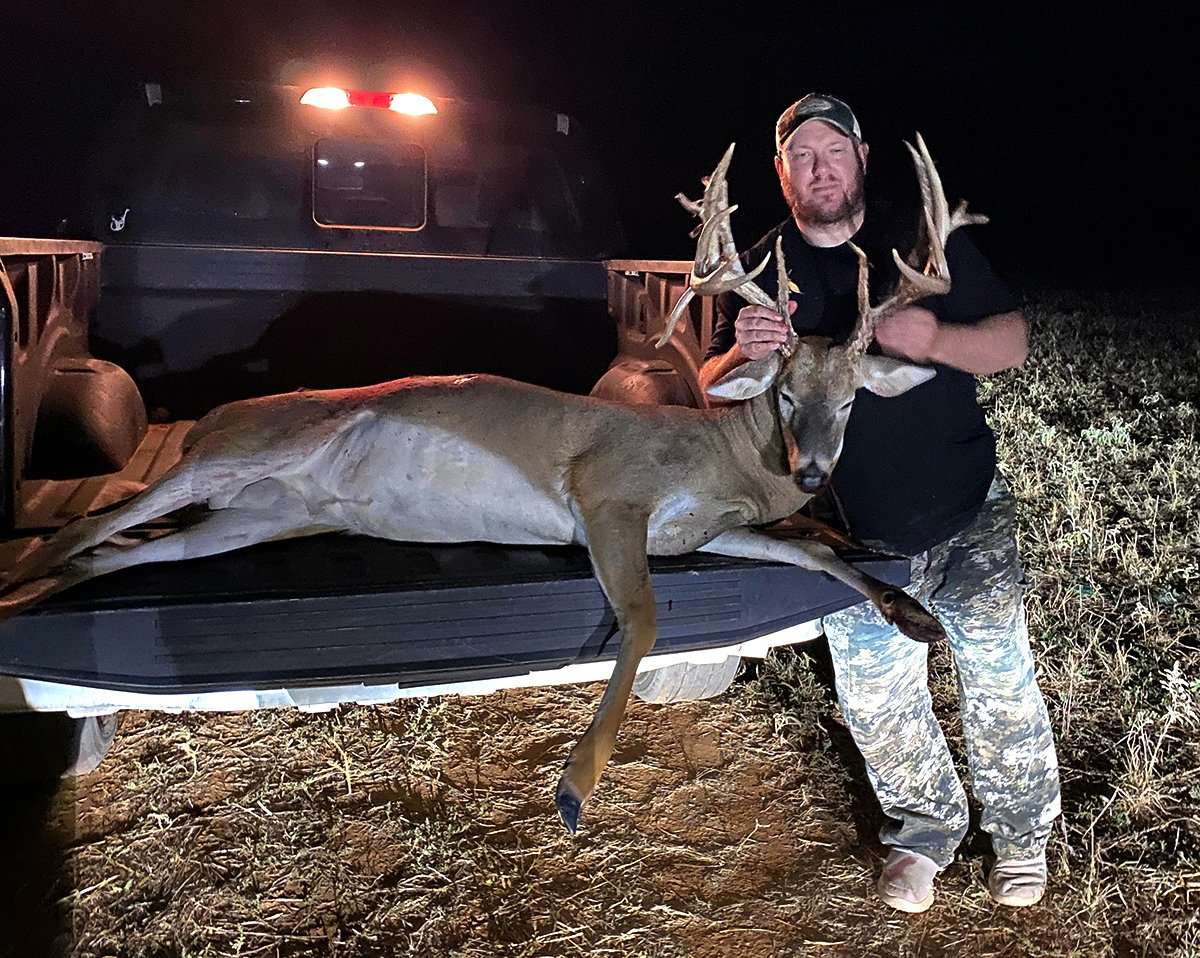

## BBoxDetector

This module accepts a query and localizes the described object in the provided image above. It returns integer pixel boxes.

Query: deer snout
[795,463,829,493]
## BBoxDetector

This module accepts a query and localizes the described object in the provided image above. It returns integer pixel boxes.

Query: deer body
[150,373,805,555]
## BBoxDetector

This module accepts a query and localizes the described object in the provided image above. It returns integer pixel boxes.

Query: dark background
[0,7,1195,954]
[1,0,1196,290]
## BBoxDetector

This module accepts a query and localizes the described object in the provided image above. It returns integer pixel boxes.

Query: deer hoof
[555,783,584,834]
[880,590,946,644]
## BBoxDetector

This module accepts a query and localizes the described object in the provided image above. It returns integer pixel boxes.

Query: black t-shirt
[707,201,1019,556]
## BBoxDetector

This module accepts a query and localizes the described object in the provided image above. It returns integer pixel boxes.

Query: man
[700,93,1061,913]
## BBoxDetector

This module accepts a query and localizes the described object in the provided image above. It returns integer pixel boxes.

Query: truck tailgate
[0,535,905,694]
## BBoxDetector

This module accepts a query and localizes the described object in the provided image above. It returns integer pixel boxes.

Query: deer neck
[716,388,792,481]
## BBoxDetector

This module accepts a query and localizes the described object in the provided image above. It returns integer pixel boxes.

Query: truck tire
[633,656,742,704]
[65,714,120,777]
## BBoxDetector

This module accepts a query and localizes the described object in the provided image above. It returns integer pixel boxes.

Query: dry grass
[31,289,1200,956]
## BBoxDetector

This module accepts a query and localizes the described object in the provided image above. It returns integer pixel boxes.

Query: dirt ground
[18,650,1116,957]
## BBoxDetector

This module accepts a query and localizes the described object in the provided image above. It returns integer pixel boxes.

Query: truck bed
[15,422,192,530]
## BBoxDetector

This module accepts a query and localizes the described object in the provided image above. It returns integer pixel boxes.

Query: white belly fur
[282,415,579,545]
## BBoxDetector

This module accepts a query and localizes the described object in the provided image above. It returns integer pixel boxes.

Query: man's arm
[698,301,796,402]
[933,310,1028,374]
[699,343,751,396]
[872,226,1027,376]
[873,306,1028,375]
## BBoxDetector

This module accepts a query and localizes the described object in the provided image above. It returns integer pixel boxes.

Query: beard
[783,161,866,227]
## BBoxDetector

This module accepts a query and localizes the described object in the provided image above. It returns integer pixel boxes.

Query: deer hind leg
[555,504,655,834]
[1,448,285,593]
[85,499,329,576]
[699,528,945,644]
[0,486,331,622]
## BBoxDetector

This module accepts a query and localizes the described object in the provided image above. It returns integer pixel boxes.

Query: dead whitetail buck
[0,134,982,833]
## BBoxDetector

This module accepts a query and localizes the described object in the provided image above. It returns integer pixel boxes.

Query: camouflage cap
[775,93,863,151]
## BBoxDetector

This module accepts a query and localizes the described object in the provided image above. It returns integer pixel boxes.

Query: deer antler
[656,144,795,354]
[844,132,989,356]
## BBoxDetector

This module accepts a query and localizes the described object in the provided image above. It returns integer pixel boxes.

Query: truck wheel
[65,714,120,777]
[633,656,742,704]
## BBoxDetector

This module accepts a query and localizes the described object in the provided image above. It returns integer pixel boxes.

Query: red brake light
[301,87,437,116]
[348,90,393,110]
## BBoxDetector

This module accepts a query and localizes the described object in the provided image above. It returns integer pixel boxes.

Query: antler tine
[675,193,703,217]
[844,241,874,356]
[656,243,774,349]
[913,133,950,253]
[891,135,950,295]
[845,132,989,357]
[656,143,781,348]
[693,203,740,278]
[693,206,772,293]
[675,193,704,236]
[951,198,990,231]
[702,144,735,246]
[913,133,990,240]
[774,236,797,357]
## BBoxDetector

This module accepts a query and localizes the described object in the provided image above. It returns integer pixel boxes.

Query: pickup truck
[0,79,907,776]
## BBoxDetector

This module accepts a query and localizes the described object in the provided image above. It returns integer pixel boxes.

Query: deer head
[666,135,987,492]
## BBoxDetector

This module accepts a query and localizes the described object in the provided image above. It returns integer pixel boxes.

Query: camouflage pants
[822,473,1061,868]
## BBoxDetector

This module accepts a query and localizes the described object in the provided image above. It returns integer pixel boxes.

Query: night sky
[3,1,1196,289]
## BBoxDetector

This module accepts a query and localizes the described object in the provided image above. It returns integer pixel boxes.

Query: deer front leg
[556,504,655,834]
[698,528,945,644]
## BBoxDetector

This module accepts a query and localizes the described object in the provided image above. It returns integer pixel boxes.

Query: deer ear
[860,355,937,397]
[706,354,783,401]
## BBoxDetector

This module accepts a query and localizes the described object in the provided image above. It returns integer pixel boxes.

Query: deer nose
[796,464,828,493]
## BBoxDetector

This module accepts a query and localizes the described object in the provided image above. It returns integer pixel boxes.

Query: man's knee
[825,630,933,721]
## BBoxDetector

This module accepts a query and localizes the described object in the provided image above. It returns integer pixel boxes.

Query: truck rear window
[312,138,427,230]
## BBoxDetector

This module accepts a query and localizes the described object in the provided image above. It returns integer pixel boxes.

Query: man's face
[775,120,869,226]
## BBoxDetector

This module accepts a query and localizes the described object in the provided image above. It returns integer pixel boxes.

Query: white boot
[988,854,1047,907]
[876,850,938,913]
